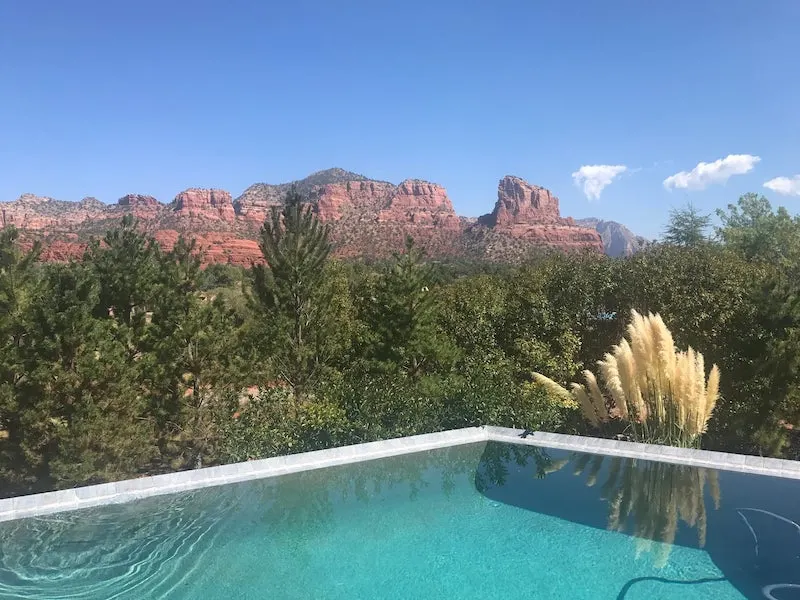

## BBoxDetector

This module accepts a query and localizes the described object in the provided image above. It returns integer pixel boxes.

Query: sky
[1,1,799,238]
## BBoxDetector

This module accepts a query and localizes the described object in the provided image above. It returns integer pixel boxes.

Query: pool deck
[1,426,799,522]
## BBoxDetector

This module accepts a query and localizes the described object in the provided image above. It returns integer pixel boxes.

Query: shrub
[217,387,356,462]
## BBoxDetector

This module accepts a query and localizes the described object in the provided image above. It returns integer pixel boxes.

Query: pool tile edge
[0,427,488,522]
[3,426,798,522]
[485,426,800,480]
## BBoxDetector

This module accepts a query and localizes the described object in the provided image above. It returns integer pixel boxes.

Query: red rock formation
[233,183,283,225]
[154,230,262,266]
[312,181,394,221]
[38,239,86,262]
[481,176,561,226]
[172,189,235,222]
[5,172,605,265]
[1,193,104,230]
[378,180,461,229]
[117,194,163,219]
[478,176,603,252]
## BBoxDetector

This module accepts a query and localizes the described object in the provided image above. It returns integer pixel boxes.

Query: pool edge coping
[485,427,800,481]
[1,427,798,522]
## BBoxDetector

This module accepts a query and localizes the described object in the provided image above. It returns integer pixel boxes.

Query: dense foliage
[1,192,799,497]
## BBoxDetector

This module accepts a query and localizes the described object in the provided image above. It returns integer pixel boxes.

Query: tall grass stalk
[534,310,720,448]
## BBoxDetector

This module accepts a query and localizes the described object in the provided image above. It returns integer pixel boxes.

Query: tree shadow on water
[474,441,800,600]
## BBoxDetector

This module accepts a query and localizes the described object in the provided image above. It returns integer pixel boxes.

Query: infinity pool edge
[1,426,798,522]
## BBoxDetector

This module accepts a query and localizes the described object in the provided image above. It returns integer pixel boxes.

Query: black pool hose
[616,576,728,599]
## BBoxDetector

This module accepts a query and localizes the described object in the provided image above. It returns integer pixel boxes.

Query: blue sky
[1,1,798,238]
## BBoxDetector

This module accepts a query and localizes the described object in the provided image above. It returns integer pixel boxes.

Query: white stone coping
[485,427,800,480]
[0,428,486,523]
[1,426,798,522]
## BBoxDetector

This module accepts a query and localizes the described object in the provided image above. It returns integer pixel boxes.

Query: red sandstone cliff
[482,176,562,226]
[476,176,603,253]
[0,194,105,230]
[172,189,235,222]
[311,180,395,221]
[378,180,461,230]
[116,194,162,219]
[1,170,604,264]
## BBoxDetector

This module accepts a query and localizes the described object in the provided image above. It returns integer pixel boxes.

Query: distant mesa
[1,168,641,264]
[118,194,160,208]
[172,189,235,222]
[475,176,603,253]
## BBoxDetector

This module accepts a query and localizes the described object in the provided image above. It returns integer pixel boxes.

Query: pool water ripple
[0,491,232,599]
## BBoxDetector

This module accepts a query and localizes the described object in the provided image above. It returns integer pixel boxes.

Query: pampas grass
[535,309,721,448]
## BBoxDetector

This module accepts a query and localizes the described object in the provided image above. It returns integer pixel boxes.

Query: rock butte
[1,171,603,265]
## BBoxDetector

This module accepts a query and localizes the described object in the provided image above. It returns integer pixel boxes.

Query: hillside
[1,169,606,264]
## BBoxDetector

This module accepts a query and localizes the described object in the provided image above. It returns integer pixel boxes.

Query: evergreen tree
[252,189,333,397]
[1,263,154,493]
[663,203,711,247]
[364,236,457,376]
[0,227,40,492]
[85,215,160,331]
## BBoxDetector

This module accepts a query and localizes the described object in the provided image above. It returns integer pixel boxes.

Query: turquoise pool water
[1,441,799,599]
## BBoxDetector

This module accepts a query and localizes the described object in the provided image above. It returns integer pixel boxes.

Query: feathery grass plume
[692,349,706,437]
[627,311,654,396]
[571,383,600,427]
[582,370,608,422]
[704,365,720,434]
[672,350,690,435]
[531,373,577,409]
[535,310,720,447]
[617,339,647,420]
[651,312,676,380]
[599,353,628,419]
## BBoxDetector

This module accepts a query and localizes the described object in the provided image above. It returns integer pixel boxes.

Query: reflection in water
[474,443,553,491]
[550,453,721,567]
[481,446,722,569]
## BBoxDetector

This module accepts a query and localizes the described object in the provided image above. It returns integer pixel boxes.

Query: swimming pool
[0,432,798,599]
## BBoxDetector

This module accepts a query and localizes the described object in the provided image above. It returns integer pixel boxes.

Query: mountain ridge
[2,169,642,264]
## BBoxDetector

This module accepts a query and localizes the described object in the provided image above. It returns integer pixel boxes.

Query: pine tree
[366,236,456,376]
[663,203,711,247]
[1,262,154,493]
[252,188,333,397]
[85,214,160,329]
[0,228,41,489]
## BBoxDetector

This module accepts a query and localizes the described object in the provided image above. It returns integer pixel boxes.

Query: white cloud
[663,154,760,190]
[571,164,627,201]
[764,175,800,196]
